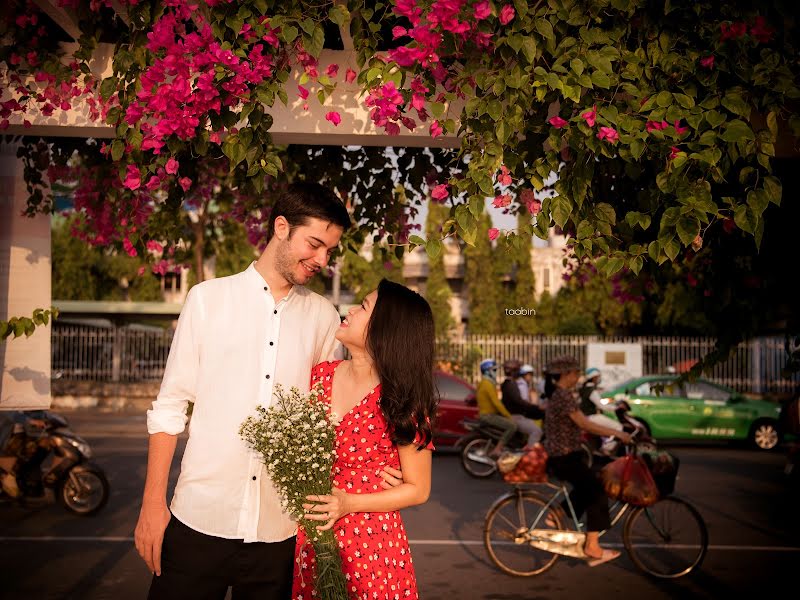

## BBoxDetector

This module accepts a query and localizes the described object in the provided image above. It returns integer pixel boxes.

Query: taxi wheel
[749,420,781,451]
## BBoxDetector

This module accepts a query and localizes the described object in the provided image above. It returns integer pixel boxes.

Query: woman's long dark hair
[543,373,561,400]
[366,279,437,448]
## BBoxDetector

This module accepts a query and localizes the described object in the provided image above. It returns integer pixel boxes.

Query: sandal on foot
[586,549,621,567]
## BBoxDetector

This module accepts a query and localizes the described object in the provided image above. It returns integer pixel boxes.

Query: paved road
[1,412,798,599]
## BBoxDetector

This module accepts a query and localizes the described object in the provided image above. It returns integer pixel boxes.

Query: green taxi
[601,375,784,450]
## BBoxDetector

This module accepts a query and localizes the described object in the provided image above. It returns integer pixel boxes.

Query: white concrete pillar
[0,141,52,410]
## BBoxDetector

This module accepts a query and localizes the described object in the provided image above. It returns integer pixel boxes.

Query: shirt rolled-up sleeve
[147,287,202,435]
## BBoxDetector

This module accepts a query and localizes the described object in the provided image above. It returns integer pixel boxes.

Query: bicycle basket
[640,450,680,498]
[501,444,548,483]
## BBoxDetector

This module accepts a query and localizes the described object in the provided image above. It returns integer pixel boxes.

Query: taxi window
[635,380,684,397]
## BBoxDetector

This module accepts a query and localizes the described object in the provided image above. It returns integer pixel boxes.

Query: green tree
[424,201,455,337]
[212,220,258,279]
[463,211,504,334]
[52,215,162,301]
[340,244,405,303]
[499,210,538,334]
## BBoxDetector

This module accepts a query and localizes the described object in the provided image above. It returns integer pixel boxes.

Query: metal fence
[436,334,800,394]
[51,324,799,394]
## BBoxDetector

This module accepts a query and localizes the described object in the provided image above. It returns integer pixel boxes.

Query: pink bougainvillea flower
[473,1,491,20]
[720,21,747,41]
[492,194,512,208]
[597,126,619,143]
[673,120,689,135]
[431,183,449,201]
[699,55,715,69]
[430,120,443,138]
[499,4,516,25]
[488,228,500,241]
[750,16,775,43]
[178,177,192,192]
[549,116,568,128]
[209,131,221,143]
[325,111,342,126]
[146,240,164,253]
[392,26,407,39]
[298,85,309,100]
[146,175,161,190]
[123,237,138,257]
[646,120,669,133]
[325,63,339,78]
[345,68,357,83]
[123,164,141,190]
[669,146,682,160]
[519,189,542,215]
[497,165,512,186]
[137,266,147,277]
[165,157,179,174]
[580,105,597,127]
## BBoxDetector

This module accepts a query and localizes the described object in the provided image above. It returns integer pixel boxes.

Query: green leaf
[705,110,726,129]
[663,237,680,261]
[487,100,503,122]
[733,205,757,234]
[551,195,571,228]
[570,58,584,76]
[591,71,611,89]
[676,216,700,245]
[648,241,660,261]
[110,140,125,162]
[521,37,538,63]
[721,90,750,118]
[763,176,782,206]
[720,119,755,143]
[99,77,117,101]
[606,257,625,275]
[594,202,616,224]
[281,25,298,43]
[222,136,246,168]
[328,4,349,26]
[673,93,695,109]
[577,219,594,239]
[409,235,425,246]
[656,91,673,107]
[746,189,769,214]
[536,19,555,41]
[629,255,644,276]
[425,238,442,260]
[306,25,325,57]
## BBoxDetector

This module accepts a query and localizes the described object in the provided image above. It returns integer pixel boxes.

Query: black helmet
[503,359,521,377]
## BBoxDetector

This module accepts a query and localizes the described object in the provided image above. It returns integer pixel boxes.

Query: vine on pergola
[1,0,799,342]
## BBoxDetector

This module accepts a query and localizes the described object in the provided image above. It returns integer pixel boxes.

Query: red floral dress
[292,360,430,600]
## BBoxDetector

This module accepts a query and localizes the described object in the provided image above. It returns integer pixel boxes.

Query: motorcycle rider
[476,358,517,458]
[579,368,624,454]
[501,359,544,447]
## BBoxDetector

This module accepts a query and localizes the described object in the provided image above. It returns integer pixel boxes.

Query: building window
[543,268,550,291]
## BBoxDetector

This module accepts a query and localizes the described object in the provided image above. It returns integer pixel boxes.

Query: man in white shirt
[134,183,355,599]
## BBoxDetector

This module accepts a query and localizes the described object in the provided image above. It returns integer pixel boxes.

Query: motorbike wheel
[58,466,109,516]
[461,438,498,478]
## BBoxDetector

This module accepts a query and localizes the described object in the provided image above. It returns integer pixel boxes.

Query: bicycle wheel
[461,438,498,478]
[484,491,562,576]
[623,496,708,578]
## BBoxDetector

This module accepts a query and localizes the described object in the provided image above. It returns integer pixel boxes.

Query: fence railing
[51,324,799,394]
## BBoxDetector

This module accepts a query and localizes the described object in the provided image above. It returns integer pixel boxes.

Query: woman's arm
[304,444,432,531]
[569,409,632,442]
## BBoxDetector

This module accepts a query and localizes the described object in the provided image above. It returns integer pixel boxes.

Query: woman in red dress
[292,279,437,600]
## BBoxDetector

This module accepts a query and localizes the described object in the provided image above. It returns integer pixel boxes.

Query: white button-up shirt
[147,263,341,543]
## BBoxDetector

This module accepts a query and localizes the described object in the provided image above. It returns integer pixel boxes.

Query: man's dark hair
[266,182,351,242]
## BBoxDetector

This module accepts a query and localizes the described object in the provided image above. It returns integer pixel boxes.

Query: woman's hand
[303,487,351,531]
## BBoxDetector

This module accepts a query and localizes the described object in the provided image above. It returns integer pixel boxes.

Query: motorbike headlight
[64,435,93,459]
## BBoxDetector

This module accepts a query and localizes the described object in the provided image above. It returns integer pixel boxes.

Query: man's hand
[134,501,171,576]
[379,465,403,489]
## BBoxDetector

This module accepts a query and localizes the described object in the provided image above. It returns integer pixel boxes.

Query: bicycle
[483,450,708,579]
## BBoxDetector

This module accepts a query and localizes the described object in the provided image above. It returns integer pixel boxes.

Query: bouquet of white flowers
[240,383,347,600]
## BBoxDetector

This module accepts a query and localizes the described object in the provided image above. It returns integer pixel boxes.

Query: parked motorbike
[458,418,529,478]
[580,400,654,468]
[0,410,109,515]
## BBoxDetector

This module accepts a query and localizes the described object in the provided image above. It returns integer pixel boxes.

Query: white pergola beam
[32,0,81,41]
[2,47,462,148]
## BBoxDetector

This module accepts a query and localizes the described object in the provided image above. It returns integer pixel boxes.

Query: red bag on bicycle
[499,444,548,483]
[601,455,659,507]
